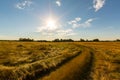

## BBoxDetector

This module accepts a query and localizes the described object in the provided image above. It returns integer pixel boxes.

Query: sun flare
[45,18,58,30]
[46,19,56,27]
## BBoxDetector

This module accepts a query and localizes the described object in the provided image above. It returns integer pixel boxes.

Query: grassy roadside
[0,42,83,80]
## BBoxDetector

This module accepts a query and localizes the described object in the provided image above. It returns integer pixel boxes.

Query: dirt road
[38,48,93,80]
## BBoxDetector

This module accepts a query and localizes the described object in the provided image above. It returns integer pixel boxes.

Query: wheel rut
[38,47,94,80]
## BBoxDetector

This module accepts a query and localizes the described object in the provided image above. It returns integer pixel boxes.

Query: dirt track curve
[38,47,94,80]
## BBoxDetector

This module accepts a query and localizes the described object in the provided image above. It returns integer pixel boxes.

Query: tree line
[18,38,120,42]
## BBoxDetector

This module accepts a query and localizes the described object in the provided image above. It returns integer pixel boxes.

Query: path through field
[38,42,120,80]
[1,42,120,80]
[38,47,93,80]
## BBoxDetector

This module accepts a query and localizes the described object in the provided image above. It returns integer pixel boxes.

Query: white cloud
[56,0,61,7]
[75,17,81,22]
[37,24,61,33]
[68,17,94,28]
[56,29,76,36]
[84,19,94,27]
[37,16,94,38]
[37,20,76,38]
[93,0,106,12]
[16,0,33,9]
[37,27,76,38]
[68,17,81,25]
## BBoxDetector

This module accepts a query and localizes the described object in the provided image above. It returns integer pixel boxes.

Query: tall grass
[0,42,82,80]
[1,41,120,80]
[78,42,120,80]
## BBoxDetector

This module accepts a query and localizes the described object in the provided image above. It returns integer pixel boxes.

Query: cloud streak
[37,17,94,38]
[68,17,81,25]
[37,19,76,38]
[56,0,61,7]
[16,0,33,9]
[68,17,94,28]
[37,26,76,38]
[93,0,106,12]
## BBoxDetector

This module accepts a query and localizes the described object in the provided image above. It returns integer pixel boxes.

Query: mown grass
[0,41,82,80]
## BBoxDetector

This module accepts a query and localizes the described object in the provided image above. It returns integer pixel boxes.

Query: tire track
[38,47,94,80]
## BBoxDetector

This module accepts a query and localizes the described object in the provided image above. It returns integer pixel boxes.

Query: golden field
[78,42,120,80]
[0,41,120,80]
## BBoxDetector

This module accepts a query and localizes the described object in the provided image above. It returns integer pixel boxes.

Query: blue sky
[0,0,120,40]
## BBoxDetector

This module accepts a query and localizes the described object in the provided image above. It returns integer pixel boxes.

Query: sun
[46,19,56,27]
[45,18,58,30]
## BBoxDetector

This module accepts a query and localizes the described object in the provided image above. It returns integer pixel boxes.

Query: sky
[0,0,120,40]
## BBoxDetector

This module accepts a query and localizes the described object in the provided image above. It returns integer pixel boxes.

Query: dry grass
[78,42,120,80]
[0,41,82,80]
[0,41,120,80]
[40,47,93,80]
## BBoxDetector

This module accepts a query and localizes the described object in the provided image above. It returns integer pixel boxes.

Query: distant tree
[67,39,74,42]
[86,39,89,42]
[116,39,120,42]
[80,38,85,42]
[62,39,74,42]
[19,38,34,41]
[60,39,63,42]
[53,39,60,42]
[53,39,74,42]
[93,38,100,42]
[37,40,47,42]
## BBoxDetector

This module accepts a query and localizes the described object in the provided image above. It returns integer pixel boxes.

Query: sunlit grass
[0,41,82,80]
[0,41,120,80]
[78,42,120,80]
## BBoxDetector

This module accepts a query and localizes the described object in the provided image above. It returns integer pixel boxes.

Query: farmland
[0,41,120,80]
[78,42,120,80]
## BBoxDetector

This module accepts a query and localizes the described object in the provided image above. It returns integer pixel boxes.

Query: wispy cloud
[68,17,81,25]
[37,26,76,38]
[16,0,33,9]
[37,24,61,33]
[56,29,76,36]
[56,0,61,7]
[93,0,106,12]
[37,19,76,38]
[68,17,94,28]
[37,16,94,38]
